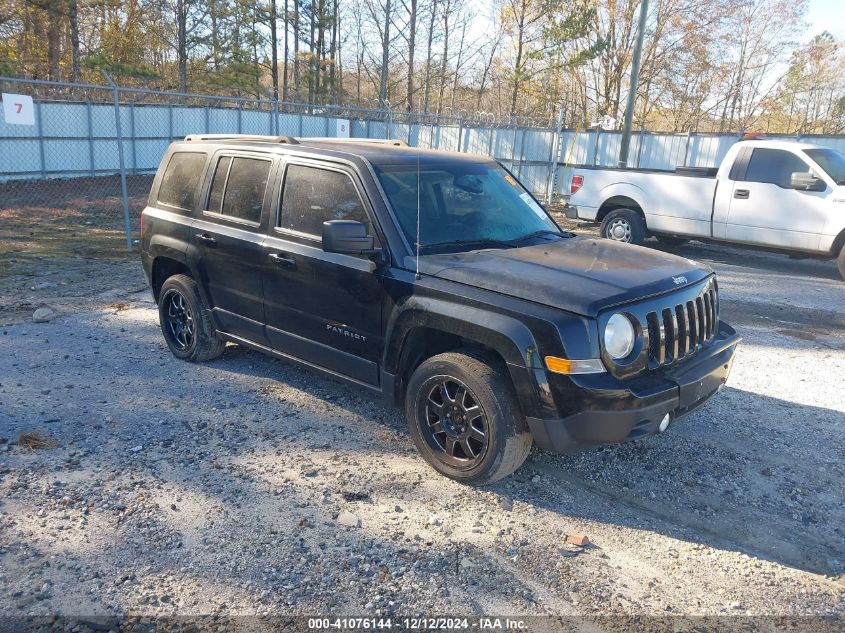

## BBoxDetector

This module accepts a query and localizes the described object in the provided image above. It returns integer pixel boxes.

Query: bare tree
[294,0,301,99]
[379,0,392,106]
[436,0,452,114]
[68,0,80,82]
[403,0,418,110]
[283,0,290,99]
[421,0,438,112]
[270,0,280,99]
[3,0,835,133]
[717,0,806,131]
[476,25,503,110]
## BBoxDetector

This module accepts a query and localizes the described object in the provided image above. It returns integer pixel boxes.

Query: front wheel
[405,350,532,485]
[600,208,646,245]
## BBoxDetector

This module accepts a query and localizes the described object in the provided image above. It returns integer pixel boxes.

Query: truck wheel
[405,350,532,485]
[601,208,646,245]
[655,235,689,246]
[158,274,226,362]
[838,247,845,281]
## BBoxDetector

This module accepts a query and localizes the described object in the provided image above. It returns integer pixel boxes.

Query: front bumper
[526,322,740,453]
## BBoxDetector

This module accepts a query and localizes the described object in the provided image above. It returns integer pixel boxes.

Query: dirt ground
[0,206,843,631]
[0,175,152,280]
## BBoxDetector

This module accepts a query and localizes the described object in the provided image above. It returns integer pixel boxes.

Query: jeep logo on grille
[672,276,688,285]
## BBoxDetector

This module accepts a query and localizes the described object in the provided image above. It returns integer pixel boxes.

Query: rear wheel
[600,208,646,245]
[655,235,689,246]
[405,350,532,485]
[159,274,226,362]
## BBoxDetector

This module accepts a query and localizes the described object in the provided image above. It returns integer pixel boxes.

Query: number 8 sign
[2,93,36,126]
[336,119,350,138]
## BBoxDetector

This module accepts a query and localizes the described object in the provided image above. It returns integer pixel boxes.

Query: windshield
[804,148,845,185]
[373,161,561,253]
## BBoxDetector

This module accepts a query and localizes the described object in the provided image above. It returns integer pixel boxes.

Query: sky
[466,0,845,52]
[806,0,845,40]
[458,0,843,102]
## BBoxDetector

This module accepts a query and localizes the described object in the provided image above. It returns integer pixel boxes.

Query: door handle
[268,252,297,269]
[734,189,749,199]
[195,233,217,246]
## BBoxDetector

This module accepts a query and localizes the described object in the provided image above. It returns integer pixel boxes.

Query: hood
[416,237,711,316]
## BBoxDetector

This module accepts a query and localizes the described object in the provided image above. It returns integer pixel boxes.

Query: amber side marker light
[544,356,605,375]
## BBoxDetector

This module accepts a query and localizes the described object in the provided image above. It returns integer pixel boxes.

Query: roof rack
[183,134,300,144]
[300,137,409,147]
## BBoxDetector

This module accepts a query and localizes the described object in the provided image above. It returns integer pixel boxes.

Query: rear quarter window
[157,152,208,211]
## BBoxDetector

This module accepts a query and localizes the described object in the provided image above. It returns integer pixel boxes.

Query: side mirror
[322,220,376,255]
[790,172,826,192]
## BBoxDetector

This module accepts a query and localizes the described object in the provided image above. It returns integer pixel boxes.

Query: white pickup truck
[566,139,845,279]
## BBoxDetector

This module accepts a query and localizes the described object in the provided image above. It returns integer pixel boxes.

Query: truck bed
[570,163,719,238]
[571,164,719,178]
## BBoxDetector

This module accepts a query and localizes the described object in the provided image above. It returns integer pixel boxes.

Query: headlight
[604,313,636,359]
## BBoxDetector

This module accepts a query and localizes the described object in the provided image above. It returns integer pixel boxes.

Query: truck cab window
[744,148,810,189]
[278,164,373,238]
[157,152,207,211]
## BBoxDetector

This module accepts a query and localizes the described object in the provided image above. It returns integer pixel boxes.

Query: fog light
[658,414,671,433]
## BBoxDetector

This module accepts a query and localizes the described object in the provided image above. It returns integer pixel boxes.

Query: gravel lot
[1,222,843,627]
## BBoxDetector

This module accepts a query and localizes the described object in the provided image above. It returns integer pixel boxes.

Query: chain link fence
[0,76,565,267]
[4,75,845,269]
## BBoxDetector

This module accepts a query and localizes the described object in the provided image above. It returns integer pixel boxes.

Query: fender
[821,221,845,256]
[381,295,550,416]
[147,233,213,311]
[598,181,651,216]
[148,231,190,266]
[383,295,543,373]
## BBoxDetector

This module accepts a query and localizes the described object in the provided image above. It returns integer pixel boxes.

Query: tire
[158,274,226,362]
[655,235,689,246]
[838,247,845,281]
[600,208,646,245]
[405,350,533,485]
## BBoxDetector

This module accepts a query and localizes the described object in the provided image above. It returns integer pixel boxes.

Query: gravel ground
[0,227,843,627]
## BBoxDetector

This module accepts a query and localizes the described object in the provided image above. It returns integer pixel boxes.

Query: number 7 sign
[2,93,36,126]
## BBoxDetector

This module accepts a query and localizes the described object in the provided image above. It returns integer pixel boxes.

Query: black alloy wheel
[420,376,489,468]
[157,274,226,362]
[163,288,195,351]
[405,350,533,484]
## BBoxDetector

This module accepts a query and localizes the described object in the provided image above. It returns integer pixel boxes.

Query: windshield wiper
[417,238,515,252]
[511,229,573,243]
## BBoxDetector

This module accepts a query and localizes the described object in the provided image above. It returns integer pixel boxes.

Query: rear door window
[205,156,271,225]
[157,152,207,211]
[277,164,372,238]
[743,149,809,188]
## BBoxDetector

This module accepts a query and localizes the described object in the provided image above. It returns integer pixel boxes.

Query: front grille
[643,279,718,369]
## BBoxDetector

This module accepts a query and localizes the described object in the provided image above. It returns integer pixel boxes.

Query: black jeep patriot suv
[141,134,740,484]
